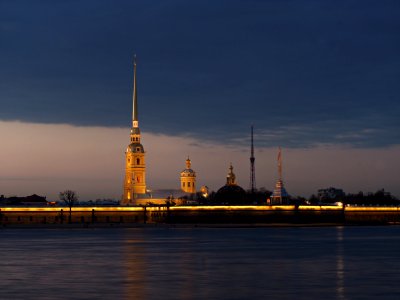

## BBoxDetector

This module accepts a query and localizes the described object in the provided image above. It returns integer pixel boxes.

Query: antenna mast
[250,125,256,193]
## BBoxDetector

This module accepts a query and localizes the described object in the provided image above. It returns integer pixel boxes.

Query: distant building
[0,194,48,206]
[132,189,196,206]
[180,157,196,193]
[121,57,147,205]
[270,179,290,205]
[200,186,209,198]
[318,187,345,202]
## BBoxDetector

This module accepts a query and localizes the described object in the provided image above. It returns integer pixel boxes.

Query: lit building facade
[121,57,146,205]
[180,157,196,193]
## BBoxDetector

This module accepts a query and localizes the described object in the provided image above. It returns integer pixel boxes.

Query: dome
[181,168,195,176]
[214,184,246,205]
[180,157,196,176]
[126,143,144,153]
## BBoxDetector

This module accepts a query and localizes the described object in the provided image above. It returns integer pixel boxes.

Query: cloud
[1,1,400,148]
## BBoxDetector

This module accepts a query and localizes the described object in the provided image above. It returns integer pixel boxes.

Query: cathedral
[121,57,198,206]
[120,58,289,206]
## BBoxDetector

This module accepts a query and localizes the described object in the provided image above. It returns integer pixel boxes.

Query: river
[1,226,399,299]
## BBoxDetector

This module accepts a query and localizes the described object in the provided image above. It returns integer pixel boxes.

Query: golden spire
[132,54,138,128]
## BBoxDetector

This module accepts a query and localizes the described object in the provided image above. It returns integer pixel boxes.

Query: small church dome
[180,157,196,176]
[181,169,195,176]
[180,157,196,194]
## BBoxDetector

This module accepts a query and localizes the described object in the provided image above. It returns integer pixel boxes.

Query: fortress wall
[0,208,146,225]
[0,206,399,226]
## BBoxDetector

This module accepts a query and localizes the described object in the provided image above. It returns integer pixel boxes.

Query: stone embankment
[1,205,400,227]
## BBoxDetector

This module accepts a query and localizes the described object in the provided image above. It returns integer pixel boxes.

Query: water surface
[1,226,399,299]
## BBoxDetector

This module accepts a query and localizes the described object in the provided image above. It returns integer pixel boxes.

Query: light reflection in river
[336,226,345,300]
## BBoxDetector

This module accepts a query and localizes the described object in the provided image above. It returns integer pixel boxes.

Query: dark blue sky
[1,0,399,147]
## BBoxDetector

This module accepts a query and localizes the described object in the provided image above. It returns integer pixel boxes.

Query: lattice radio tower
[250,125,256,193]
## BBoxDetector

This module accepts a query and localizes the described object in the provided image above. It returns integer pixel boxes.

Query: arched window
[136,158,140,165]
[188,182,191,187]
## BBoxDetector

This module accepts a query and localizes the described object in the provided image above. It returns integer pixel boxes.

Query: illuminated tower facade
[180,157,196,193]
[122,56,146,205]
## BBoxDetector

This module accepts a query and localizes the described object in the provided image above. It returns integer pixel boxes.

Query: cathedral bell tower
[180,157,196,194]
[122,56,146,205]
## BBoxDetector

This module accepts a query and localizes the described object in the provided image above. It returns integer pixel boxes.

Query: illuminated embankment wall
[1,206,400,225]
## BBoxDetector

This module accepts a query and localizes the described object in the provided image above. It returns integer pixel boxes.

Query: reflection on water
[336,227,345,300]
[124,236,147,299]
[1,226,400,299]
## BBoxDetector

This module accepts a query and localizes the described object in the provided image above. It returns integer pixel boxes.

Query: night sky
[1,1,400,199]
